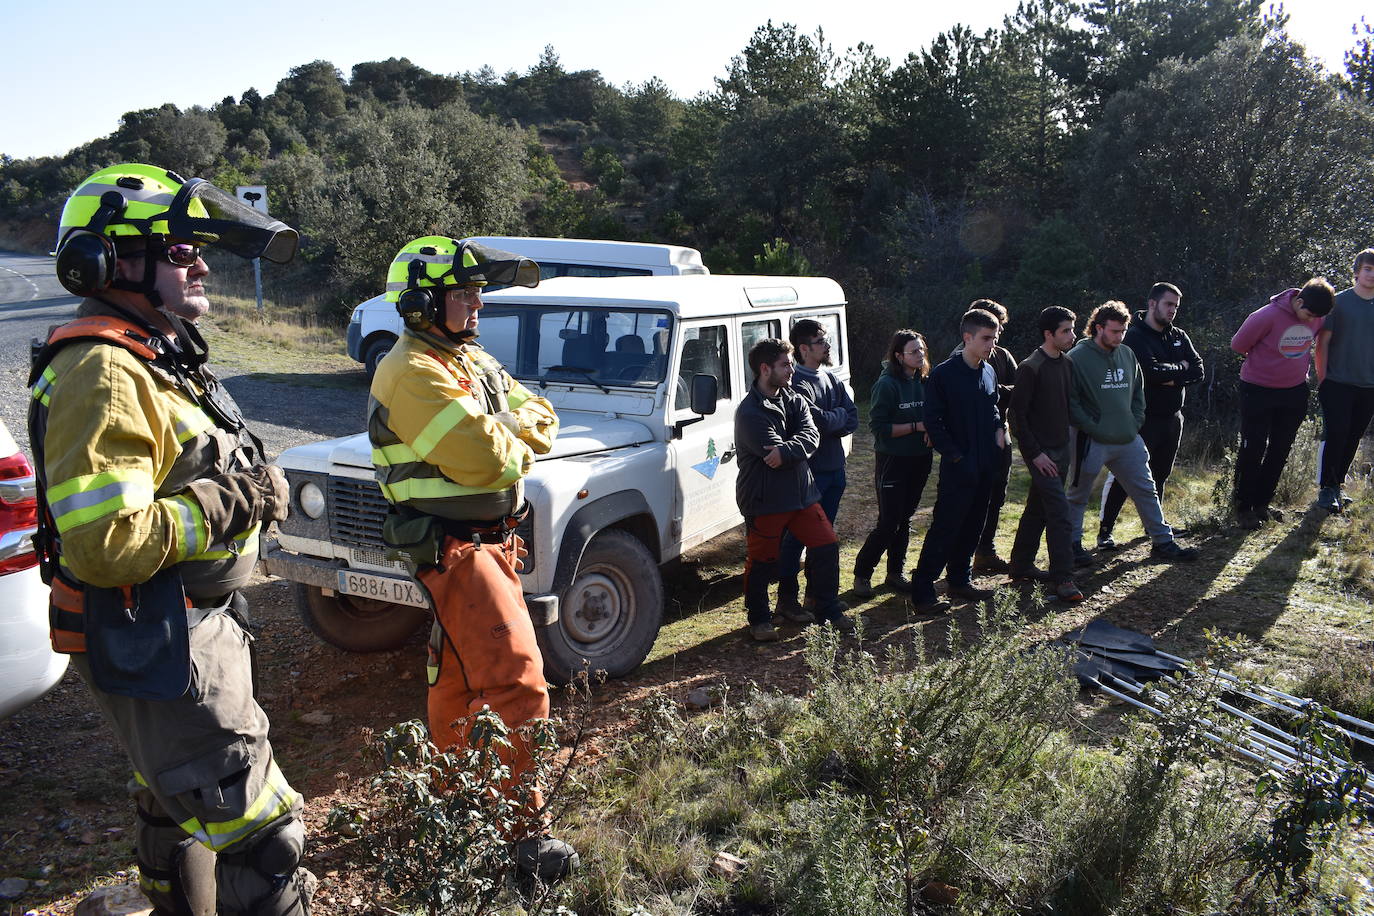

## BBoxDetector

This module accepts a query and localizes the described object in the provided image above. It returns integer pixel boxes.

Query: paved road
[0,248,367,458]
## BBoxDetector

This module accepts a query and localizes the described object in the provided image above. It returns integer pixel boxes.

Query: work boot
[972,551,1010,573]
[1151,539,1199,561]
[883,571,912,593]
[946,582,995,602]
[1314,486,1341,513]
[1072,541,1095,568]
[515,835,580,887]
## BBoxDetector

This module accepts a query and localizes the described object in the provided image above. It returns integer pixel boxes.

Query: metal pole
[253,257,264,317]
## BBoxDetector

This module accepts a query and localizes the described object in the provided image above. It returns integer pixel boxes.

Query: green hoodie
[1067,337,1145,444]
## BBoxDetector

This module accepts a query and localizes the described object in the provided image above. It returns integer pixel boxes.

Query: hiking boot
[972,551,1010,573]
[1072,541,1095,568]
[1095,532,1118,551]
[819,613,857,634]
[1151,539,1199,561]
[1054,580,1085,603]
[883,572,912,593]
[515,835,580,886]
[947,582,996,602]
[1237,509,1265,531]
[911,595,951,615]
[851,573,874,598]
[1314,486,1341,513]
[749,622,780,642]
[775,593,814,623]
[1007,565,1051,583]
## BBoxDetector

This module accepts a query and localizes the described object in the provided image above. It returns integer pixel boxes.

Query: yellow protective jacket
[368,328,558,521]
[29,301,265,632]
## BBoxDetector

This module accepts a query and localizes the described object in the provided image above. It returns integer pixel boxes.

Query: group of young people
[733,249,1374,640]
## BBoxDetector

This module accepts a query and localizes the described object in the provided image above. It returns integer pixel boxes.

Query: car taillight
[0,450,39,575]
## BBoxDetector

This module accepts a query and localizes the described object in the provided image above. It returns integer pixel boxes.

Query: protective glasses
[161,243,202,267]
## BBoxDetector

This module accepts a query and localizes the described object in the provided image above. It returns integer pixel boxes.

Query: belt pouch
[84,566,191,701]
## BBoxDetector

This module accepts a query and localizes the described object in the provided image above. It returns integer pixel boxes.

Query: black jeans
[1009,444,1075,583]
[854,451,933,579]
[1100,410,1182,535]
[977,441,1014,554]
[1318,380,1374,489]
[1235,381,1308,512]
[911,458,995,597]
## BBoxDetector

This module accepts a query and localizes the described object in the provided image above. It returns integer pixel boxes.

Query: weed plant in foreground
[559,592,1372,915]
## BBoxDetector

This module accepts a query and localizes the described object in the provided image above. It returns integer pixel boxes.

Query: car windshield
[477,305,674,388]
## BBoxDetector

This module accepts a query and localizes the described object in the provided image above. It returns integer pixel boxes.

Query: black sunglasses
[126,243,202,267]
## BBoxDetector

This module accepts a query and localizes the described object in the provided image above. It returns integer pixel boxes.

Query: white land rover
[264,274,851,683]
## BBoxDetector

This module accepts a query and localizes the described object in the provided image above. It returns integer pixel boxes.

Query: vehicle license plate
[336,570,429,608]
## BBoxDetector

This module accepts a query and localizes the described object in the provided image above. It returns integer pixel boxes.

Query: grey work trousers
[1066,431,1173,545]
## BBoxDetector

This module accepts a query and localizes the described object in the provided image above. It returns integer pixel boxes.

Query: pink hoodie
[1230,288,1324,389]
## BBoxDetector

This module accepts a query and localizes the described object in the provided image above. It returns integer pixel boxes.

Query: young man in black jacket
[735,338,855,641]
[910,309,1006,613]
[1096,282,1203,549]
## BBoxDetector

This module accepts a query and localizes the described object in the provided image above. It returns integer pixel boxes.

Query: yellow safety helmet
[54,163,297,300]
[387,236,540,333]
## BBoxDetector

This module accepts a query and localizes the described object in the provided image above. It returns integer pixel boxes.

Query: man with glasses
[776,319,858,621]
[31,164,314,914]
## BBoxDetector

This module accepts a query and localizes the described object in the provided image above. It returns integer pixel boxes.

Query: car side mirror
[690,374,718,415]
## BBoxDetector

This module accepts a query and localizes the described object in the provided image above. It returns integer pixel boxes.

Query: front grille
[329,477,389,549]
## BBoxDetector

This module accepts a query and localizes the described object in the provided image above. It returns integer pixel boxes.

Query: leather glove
[186,465,289,542]
[492,411,522,435]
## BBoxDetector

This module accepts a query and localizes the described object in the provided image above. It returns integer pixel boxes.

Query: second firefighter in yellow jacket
[367,235,578,884]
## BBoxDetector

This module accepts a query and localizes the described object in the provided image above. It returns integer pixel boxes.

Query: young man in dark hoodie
[776,318,859,618]
[1096,283,1203,549]
[1066,302,1198,563]
[950,299,1018,572]
[1007,306,1084,602]
[909,308,1006,613]
[735,338,855,641]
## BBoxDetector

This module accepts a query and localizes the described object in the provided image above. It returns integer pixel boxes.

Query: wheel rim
[564,567,630,644]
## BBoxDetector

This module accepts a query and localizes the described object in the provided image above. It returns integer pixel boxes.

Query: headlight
[299,481,326,519]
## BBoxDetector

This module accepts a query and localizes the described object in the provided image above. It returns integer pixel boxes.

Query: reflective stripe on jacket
[368,329,557,521]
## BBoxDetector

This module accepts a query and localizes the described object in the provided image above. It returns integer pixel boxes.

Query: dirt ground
[3,425,1371,913]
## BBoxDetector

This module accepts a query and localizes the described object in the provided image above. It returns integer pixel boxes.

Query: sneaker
[1264,506,1285,523]
[775,594,813,623]
[1314,486,1341,513]
[972,552,1010,573]
[1237,509,1264,531]
[1095,533,1119,551]
[883,573,913,593]
[1007,565,1051,583]
[1339,489,1355,507]
[1054,580,1085,603]
[851,574,874,598]
[1072,542,1095,568]
[515,835,580,886]
[1151,539,1199,561]
[749,622,780,642]
[947,582,996,602]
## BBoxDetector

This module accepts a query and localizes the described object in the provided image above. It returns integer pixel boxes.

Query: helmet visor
[164,179,298,263]
[458,241,540,288]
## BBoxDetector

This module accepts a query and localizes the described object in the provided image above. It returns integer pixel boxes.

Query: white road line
[0,265,41,302]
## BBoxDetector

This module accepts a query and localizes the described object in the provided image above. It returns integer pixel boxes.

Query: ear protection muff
[54,191,127,297]
[395,256,440,330]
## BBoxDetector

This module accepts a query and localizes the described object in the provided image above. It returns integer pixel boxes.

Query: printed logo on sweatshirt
[1102,367,1126,385]
[898,399,923,411]
[1277,324,1317,359]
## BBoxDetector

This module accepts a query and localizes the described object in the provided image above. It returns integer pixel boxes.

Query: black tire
[537,529,663,685]
[364,336,396,379]
[295,582,428,652]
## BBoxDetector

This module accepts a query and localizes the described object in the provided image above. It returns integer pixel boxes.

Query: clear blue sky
[1,0,1365,160]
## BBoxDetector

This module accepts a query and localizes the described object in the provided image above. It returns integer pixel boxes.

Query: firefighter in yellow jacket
[368,236,577,883]
[29,164,314,915]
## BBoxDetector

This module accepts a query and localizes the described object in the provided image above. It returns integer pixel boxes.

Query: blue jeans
[779,467,846,583]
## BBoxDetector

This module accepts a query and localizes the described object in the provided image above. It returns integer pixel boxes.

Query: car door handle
[720,448,735,463]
